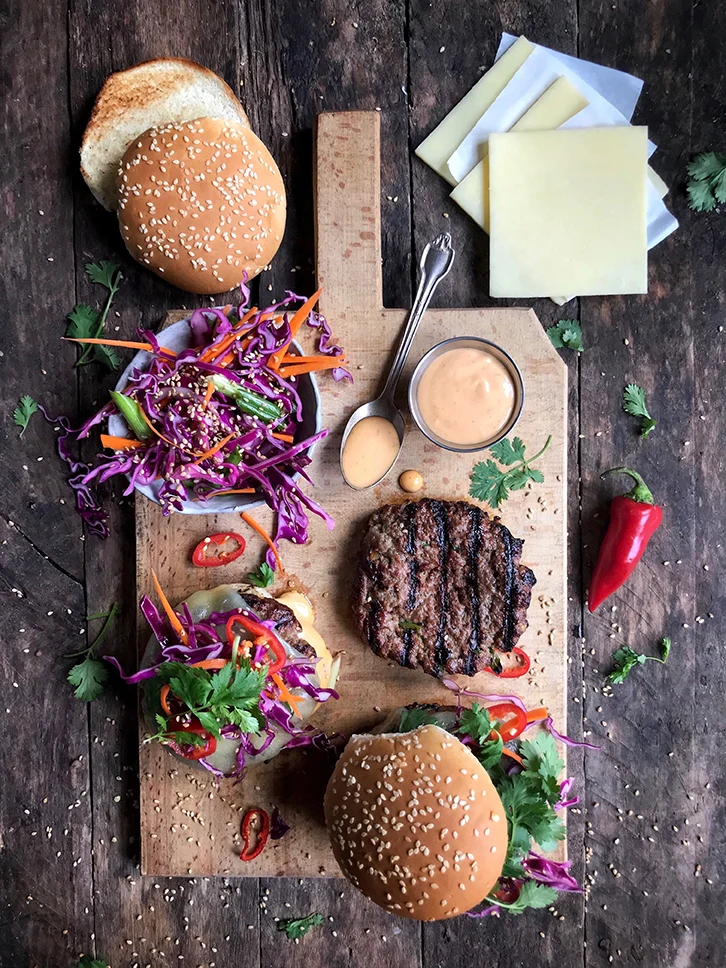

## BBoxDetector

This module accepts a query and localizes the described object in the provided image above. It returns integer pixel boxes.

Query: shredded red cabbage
[42,288,348,562]
[107,595,338,778]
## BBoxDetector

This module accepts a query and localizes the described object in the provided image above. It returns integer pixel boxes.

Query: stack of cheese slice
[416,36,677,301]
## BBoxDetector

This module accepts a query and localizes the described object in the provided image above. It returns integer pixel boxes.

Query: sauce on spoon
[341,416,400,488]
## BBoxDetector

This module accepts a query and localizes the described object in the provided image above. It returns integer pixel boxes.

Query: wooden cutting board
[137,111,567,877]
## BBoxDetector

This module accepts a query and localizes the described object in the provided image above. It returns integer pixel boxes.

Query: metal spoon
[340,232,456,488]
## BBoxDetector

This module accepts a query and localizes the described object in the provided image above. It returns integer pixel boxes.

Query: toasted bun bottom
[324,724,508,920]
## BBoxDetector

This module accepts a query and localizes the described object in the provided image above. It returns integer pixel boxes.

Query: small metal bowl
[408,336,524,453]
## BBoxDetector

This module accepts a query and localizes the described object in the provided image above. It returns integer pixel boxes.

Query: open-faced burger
[109,581,340,777]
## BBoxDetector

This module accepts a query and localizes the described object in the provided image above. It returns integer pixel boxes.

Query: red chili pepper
[240,807,270,861]
[486,701,528,741]
[225,614,286,675]
[588,467,663,612]
[164,716,217,761]
[485,646,531,679]
[191,532,246,567]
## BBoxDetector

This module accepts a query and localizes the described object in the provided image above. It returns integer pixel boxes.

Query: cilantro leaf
[167,667,213,711]
[68,656,109,702]
[491,881,559,915]
[86,260,122,291]
[399,618,423,631]
[547,319,584,353]
[457,703,493,745]
[13,395,38,436]
[623,384,656,438]
[470,435,551,509]
[397,707,441,731]
[607,639,671,685]
[489,436,526,465]
[277,912,324,940]
[246,562,275,588]
[78,957,109,968]
[687,151,726,212]
[66,260,123,369]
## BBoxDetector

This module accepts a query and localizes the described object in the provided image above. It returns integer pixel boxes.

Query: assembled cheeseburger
[324,702,583,921]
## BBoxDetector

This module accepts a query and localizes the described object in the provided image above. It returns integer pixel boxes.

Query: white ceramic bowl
[109,315,322,514]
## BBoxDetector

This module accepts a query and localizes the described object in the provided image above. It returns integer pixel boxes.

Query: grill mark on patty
[402,502,419,666]
[367,599,382,654]
[465,505,482,675]
[499,524,516,652]
[431,500,450,673]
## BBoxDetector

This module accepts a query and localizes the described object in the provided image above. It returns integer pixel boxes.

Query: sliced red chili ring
[191,532,246,567]
[225,614,286,675]
[486,701,528,742]
[240,807,270,861]
[485,646,531,679]
[164,715,217,761]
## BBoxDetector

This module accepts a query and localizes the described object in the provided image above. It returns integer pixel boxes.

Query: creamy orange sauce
[399,469,424,492]
[416,347,515,446]
[341,416,400,488]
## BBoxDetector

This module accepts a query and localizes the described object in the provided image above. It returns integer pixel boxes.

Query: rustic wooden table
[1,2,724,966]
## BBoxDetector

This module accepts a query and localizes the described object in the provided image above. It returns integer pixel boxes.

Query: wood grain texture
[1,0,724,965]
[137,110,568,881]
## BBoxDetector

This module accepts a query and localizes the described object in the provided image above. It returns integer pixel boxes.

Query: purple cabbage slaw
[44,287,351,562]
[108,593,338,778]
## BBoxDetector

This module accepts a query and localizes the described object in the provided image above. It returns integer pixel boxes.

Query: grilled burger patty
[353,499,536,678]
[251,596,316,659]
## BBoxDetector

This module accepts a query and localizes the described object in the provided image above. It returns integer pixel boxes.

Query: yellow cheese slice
[488,127,649,297]
[450,76,590,233]
[415,36,534,185]
[647,166,669,198]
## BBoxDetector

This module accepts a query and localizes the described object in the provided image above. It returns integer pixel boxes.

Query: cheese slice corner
[415,35,534,185]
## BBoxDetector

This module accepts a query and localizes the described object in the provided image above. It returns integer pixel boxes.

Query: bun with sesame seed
[81,58,250,212]
[117,117,286,294]
[324,723,508,921]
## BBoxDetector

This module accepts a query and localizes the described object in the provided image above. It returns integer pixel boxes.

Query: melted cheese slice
[276,590,334,688]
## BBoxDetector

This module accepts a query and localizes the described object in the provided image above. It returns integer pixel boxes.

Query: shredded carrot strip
[502,748,524,767]
[203,381,215,407]
[278,357,345,378]
[271,672,303,718]
[206,488,256,498]
[201,308,272,364]
[64,337,166,353]
[525,706,549,724]
[278,354,340,366]
[190,659,229,670]
[100,434,144,451]
[271,432,294,443]
[151,570,188,646]
[160,684,172,716]
[192,433,234,464]
[269,289,323,370]
[240,511,285,575]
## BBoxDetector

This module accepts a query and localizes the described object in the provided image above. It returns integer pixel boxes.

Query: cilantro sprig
[66,260,123,370]
[66,604,118,701]
[277,912,324,940]
[546,319,583,353]
[606,638,671,685]
[470,435,551,509]
[13,395,38,437]
[78,957,109,968]
[623,384,656,438]
[246,562,275,588]
[146,659,267,743]
[686,152,726,212]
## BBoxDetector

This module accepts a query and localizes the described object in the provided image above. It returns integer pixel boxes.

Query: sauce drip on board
[416,346,515,446]
[341,416,400,488]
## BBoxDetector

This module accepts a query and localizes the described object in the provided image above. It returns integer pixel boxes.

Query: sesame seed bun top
[116,117,286,294]
[324,724,508,921]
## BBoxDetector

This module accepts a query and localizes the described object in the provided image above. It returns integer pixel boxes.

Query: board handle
[315,111,383,318]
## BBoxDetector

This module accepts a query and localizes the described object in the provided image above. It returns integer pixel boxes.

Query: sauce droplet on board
[341,416,400,488]
[399,470,424,492]
[416,346,516,446]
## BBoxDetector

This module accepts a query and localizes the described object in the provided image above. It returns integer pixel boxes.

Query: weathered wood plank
[578,1,701,965]
[66,1,262,966]
[408,4,585,964]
